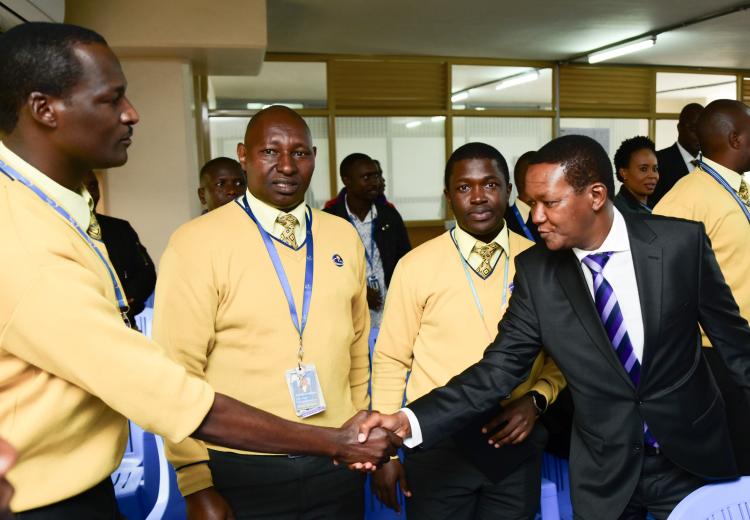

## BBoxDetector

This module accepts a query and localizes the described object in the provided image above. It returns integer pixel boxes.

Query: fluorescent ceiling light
[431,116,446,122]
[246,102,264,109]
[475,107,486,111]
[495,70,540,90]
[588,37,656,64]
[451,91,469,103]
[405,121,422,129]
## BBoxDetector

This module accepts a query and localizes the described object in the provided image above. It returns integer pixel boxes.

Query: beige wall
[104,59,201,263]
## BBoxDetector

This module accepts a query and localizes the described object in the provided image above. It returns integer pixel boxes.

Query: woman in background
[613,136,659,213]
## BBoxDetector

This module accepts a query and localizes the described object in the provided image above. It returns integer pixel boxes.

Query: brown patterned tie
[739,179,749,205]
[276,214,299,248]
[87,198,102,240]
[473,242,501,277]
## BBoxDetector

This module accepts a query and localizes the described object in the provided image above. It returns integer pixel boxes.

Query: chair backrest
[667,476,750,519]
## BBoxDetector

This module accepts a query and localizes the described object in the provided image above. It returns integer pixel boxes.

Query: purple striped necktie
[582,252,658,448]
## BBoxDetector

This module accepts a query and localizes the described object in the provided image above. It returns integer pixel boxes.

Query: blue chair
[112,422,187,520]
[666,476,750,520]
[541,453,572,520]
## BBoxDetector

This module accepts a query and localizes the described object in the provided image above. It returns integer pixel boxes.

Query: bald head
[237,105,316,210]
[244,105,311,144]
[696,99,750,173]
[677,103,703,157]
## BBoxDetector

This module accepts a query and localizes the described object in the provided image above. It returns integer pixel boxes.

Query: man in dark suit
[324,153,411,326]
[649,103,703,207]
[505,150,541,242]
[84,171,156,323]
[358,134,750,519]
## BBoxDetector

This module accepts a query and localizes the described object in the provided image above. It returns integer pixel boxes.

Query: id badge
[367,275,380,292]
[285,364,326,418]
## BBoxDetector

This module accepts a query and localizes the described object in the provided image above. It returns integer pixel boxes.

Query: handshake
[333,410,411,471]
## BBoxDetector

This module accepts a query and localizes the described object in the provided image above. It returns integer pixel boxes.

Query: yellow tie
[87,199,102,240]
[473,242,501,278]
[276,214,299,248]
[739,179,749,205]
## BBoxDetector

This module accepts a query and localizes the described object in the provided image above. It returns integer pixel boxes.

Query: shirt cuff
[399,407,423,448]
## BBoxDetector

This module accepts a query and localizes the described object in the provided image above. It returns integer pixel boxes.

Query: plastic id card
[285,364,327,418]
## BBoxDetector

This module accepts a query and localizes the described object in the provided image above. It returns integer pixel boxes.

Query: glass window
[335,117,445,221]
[208,62,327,110]
[451,66,553,111]
[655,119,678,150]
[656,72,736,113]
[452,117,552,201]
[560,118,649,160]
[208,116,331,208]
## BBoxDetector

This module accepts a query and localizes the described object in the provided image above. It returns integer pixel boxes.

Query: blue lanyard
[450,228,510,340]
[511,204,535,241]
[238,195,314,363]
[344,207,377,271]
[698,160,750,224]
[0,160,131,327]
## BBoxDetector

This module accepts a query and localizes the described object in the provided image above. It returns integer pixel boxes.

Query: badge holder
[285,339,326,418]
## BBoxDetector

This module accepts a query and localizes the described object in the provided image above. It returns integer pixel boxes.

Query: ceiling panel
[267,0,750,69]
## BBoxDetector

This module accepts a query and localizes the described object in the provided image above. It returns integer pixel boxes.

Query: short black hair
[530,135,615,201]
[339,153,372,179]
[0,22,107,134]
[445,142,510,189]
[613,136,655,182]
[200,157,243,181]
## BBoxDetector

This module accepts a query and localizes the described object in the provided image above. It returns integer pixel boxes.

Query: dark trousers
[208,449,364,520]
[616,453,705,520]
[15,478,120,520]
[404,440,542,520]
[703,346,750,474]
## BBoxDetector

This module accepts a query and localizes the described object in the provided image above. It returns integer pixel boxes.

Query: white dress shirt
[676,141,698,173]
[400,208,646,448]
[573,208,645,363]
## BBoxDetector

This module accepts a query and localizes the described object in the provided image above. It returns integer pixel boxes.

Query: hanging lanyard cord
[698,159,750,224]
[0,160,131,326]
[450,228,509,339]
[238,195,314,370]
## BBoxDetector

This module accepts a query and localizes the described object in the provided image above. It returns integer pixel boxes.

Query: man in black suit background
[358,134,750,519]
[84,171,156,323]
[649,103,703,207]
[504,150,541,242]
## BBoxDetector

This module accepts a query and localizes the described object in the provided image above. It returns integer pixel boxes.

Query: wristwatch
[527,391,548,415]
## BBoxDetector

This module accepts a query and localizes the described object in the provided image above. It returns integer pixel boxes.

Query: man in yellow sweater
[0,22,396,519]
[371,142,565,519]
[654,98,750,473]
[154,105,372,518]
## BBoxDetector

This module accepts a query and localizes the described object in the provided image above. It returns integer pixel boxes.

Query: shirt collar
[0,141,91,229]
[701,156,743,193]
[573,208,630,262]
[244,188,308,239]
[344,195,377,224]
[676,141,698,171]
[453,220,510,262]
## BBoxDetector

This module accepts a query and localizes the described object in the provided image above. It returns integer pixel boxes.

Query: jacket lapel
[624,216,662,386]
[555,250,635,389]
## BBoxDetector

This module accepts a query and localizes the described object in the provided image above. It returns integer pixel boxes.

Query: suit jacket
[97,214,156,320]
[323,199,411,288]
[505,202,541,242]
[408,212,750,519]
[650,143,690,207]
[614,187,651,215]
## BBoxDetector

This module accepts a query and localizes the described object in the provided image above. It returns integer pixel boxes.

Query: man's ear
[236,142,247,171]
[198,187,206,206]
[27,92,59,129]
[590,182,609,211]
